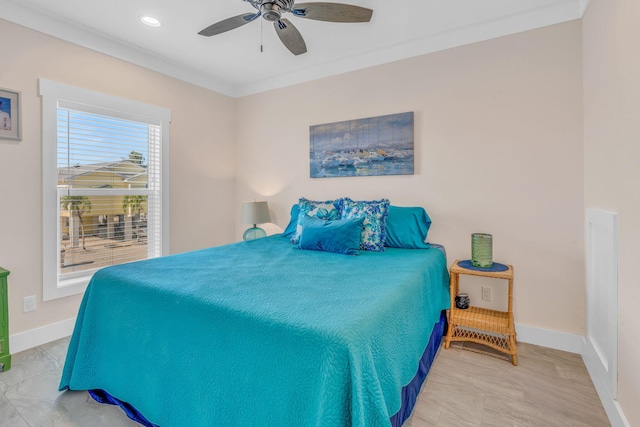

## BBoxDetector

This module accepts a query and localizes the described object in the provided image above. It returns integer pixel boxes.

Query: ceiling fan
[198,0,373,56]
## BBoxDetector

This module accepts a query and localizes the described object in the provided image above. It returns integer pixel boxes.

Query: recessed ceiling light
[141,16,161,27]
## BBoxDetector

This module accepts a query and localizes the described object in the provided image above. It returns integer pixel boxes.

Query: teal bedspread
[60,236,450,426]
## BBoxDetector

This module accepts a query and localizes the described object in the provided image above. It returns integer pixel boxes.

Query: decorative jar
[471,233,493,268]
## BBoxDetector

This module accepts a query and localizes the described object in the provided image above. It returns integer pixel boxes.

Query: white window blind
[57,107,161,280]
[40,78,170,301]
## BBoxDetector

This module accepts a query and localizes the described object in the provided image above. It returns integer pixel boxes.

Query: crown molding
[0,0,585,98]
[0,0,240,97]
[238,0,585,96]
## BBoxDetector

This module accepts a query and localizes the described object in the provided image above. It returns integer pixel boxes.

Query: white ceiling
[0,0,587,97]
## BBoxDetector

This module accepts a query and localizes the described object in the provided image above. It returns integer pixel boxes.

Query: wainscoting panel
[584,208,619,409]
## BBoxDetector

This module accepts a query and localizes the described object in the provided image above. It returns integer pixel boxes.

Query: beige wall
[237,21,585,335]
[583,0,640,424]
[0,19,236,335]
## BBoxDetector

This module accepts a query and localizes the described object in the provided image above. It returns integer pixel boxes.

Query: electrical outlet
[482,286,492,302]
[23,295,36,312]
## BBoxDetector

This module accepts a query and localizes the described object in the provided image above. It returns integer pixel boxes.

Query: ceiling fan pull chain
[260,17,264,52]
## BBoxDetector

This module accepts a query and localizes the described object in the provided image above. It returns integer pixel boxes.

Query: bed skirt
[88,311,447,427]
[390,310,446,427]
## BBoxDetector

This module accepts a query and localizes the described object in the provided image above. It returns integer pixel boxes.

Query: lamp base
[243,226,266,241]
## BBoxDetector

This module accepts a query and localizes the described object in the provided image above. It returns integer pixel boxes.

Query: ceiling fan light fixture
[260,4,282,22]
[140,16,161,27]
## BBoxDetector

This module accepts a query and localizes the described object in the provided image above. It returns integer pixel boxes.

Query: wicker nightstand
[444,259,517,365]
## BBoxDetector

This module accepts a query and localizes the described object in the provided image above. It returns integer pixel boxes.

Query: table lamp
[241,201,271,241]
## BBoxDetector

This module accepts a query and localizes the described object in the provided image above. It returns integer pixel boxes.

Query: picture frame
[0,87,21,141]
[310,111,414,178]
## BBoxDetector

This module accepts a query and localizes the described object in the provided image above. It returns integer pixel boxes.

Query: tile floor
[0,337,137,426]
[0,338,610,426]
[406,342,610,426]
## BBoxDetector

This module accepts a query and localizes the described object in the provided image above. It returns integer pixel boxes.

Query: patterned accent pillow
[291,197,344,244]
[341,198,390,252]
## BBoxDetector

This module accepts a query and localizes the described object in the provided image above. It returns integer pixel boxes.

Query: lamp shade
[241,201,271,225]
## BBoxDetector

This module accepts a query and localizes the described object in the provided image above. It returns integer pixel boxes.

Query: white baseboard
[10,320,585,353]
[9,317,76,354]
[515,323,585,354]
[8,320,587,355]
[583,339,631,427]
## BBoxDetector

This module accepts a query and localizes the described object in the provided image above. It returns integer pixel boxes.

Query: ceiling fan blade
[198,13,260,37]
[291,2,373,23]
[274,19,307,56]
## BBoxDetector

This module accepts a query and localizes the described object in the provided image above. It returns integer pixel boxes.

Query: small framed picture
[0,87,21,141]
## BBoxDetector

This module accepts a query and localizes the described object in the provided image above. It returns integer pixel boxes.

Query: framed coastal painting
[0,87,21,141]
[310,112,414,178]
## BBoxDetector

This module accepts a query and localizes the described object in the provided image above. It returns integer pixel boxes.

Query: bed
[60,233,450,426]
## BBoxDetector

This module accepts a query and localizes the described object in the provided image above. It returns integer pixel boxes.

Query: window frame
[40,78,171,301]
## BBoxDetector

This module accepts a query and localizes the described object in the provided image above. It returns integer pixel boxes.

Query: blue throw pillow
[291,197,343,244]
[341,198,390,252]
[384,206,431,249]
[298,216,364,255]
[282,204,300,239]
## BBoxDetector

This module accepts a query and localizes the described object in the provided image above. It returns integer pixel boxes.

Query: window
[40,79,170,301]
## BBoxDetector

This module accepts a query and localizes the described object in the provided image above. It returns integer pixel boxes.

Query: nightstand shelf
[444,260,517,365]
